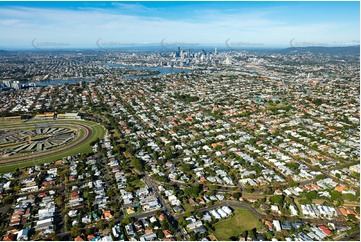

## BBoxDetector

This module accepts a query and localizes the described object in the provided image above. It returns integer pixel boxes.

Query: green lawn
[342,193,359,202]
[213,207,262,241]
[0,119,106,173]
[129,179,146,189]
[183,203,196,214]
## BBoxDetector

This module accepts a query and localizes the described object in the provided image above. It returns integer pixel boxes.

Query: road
[334,231,360,241]
[143,176,173,214]
[143,175,188,240]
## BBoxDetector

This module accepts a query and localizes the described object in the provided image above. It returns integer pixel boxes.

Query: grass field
[183,203,196,214]
[129,179,146,189]
[0,119,106,173]
[213,207,262,241]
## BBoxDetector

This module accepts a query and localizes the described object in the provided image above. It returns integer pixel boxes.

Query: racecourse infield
[0,119,105,173]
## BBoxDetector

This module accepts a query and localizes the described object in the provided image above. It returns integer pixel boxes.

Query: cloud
[0,4,358,48]
[111,2,160,13]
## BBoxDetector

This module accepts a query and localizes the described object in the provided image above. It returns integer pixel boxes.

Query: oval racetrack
[0,120,100,165]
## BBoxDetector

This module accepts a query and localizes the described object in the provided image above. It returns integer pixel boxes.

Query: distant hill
[280,45,360,55]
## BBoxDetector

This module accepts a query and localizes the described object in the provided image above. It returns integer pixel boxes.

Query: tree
[270,195,284,204]
[98,220,106,229]
[178,217,187,227]
[250,228,257,240]
[53,234,60,241]
[181,163,193,172]
[306,191,319,200]
[288,181,299,187]
[70,225,81,238]
[2,195,14,205]
[114,212,120,219]
[55,197,63,206]
[122,217,131,225]
[130,157,144,171]
[284,196,293,204]
[231,192,241,200]
[246,186,254,193]
[229,236,239,240]
[330,191,342,200]
[184,184,202,197]
[347,214,357,221]
[155,210,162,218]
[86,227,95,235]
[189,234,196,241]
[316,174,326,180]
[240,230,248,240]
[156,229,164,239]
[107,189,115,198]
[209,185,219,191]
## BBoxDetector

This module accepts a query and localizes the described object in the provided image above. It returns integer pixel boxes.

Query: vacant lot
[213,207,262,241]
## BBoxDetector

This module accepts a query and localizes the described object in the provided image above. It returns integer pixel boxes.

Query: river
[18,64,190,88]
[103,63,190,79]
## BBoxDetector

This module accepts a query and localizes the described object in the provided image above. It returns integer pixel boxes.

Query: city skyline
[0,1,359,49]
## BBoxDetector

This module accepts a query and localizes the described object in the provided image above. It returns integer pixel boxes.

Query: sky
[0,1,359,49]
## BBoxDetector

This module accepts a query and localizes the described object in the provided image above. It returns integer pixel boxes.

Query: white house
[273,220,282,232]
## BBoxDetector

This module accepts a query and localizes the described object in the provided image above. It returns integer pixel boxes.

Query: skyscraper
[175,46,181,58]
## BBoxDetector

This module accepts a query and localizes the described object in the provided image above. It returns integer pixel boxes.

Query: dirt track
[0,122,92,164]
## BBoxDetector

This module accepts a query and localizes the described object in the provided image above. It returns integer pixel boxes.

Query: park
[213,207,262,240]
